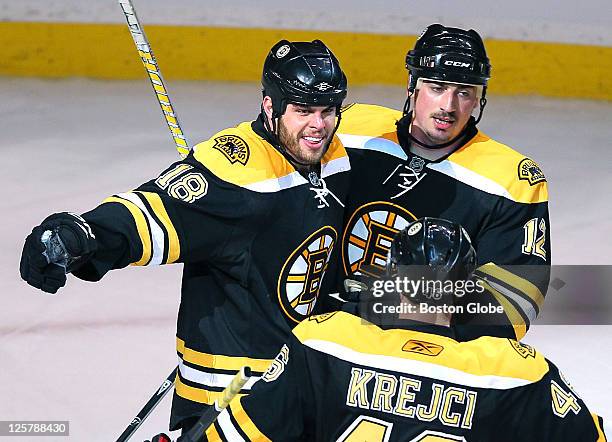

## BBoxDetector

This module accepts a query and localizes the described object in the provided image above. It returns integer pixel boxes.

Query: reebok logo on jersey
[212,135,250,165]
[402,339,444,356]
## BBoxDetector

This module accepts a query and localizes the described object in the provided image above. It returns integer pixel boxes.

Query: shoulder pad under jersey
[193,121,348,192]
[294,311,551,388]
[338,103,402,137]
[443,132,548,204]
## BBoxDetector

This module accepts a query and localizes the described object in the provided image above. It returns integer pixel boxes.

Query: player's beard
[278,120,329,165]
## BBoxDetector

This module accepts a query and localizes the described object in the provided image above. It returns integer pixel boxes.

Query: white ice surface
[1,78,611,440]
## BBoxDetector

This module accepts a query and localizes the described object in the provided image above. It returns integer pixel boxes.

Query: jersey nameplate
[346,367,478,430]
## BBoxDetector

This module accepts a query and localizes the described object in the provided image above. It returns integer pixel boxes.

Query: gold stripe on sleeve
[102,196,152,266]
[478,263,545,311]
[176,338,273,373]
[480,280,528,340]
[137,191,181,264]
[175,376,221,404]
[591,413,607,442]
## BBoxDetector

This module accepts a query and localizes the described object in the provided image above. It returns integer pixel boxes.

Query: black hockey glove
[20,212,97,294]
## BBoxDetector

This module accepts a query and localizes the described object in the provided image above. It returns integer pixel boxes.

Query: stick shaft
[117,0,190,157]
[115,368,177,442]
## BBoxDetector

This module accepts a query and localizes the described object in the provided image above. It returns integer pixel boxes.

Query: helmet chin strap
[402,92,487,150]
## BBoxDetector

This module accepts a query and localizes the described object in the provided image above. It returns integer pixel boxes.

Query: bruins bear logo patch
[212,135,250,165]
[518,158,546,185]
[509,340,536,359]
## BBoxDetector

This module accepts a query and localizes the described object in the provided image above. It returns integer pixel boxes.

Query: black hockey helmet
[401,24,491,145]
[262,39,348,118]
[387,218,477,299]
[406,24,491,94]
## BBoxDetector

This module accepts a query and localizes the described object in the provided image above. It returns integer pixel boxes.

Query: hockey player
[335,24,550,340]
[19,40,350,433]
[203,219,607,441]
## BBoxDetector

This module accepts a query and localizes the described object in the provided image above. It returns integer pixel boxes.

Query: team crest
[278,226,337,323]
[518,158,546,185]
[508,340,536,359]
[212,135,250,165]
[342,202,417,278]
[402,340,444,356]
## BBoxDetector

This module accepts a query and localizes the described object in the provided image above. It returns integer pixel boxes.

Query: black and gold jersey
[334,104,551,340]
[206,310,607,442]
[72,118,350,429]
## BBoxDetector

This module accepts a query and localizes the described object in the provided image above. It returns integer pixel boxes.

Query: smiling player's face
[263,96,337,165]
[278,103,337,164]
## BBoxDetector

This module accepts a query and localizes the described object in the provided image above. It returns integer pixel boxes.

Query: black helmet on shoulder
[262,39,348,118]
[406,24,491,93]
[387,218,477,303]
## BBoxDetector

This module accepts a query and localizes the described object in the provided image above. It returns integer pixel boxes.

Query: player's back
[293,310,605,441]
[212,309,606,441]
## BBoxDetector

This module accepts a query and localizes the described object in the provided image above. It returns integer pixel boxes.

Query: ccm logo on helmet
[444,60,471,68]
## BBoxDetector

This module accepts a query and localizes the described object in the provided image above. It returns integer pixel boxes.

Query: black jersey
[72,118,350,429]
[206,310,607,441]
[334,104,551,340]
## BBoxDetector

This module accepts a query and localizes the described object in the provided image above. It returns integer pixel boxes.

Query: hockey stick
[117,0,190,157]
[115,368,177,442]
[177,366,252,442]
[114,2,188,438]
